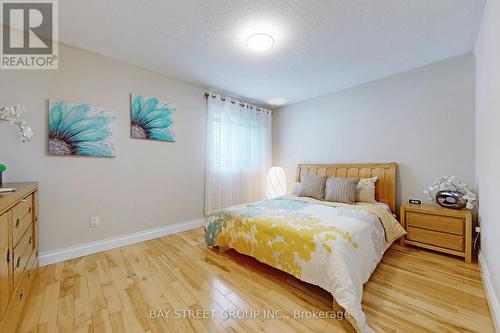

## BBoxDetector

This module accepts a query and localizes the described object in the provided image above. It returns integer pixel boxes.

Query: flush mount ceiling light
[246,33,274,52]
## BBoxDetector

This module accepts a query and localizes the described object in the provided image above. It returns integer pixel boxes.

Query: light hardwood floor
[16,227,494,333]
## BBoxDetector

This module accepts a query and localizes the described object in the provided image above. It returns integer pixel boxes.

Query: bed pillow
[291,182,302,195]
[298,175,327,200]
[325,177,359,204]
[355,176,378,203]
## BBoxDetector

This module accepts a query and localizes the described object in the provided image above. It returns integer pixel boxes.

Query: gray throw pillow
[325,177,359,204]
[298,175,327,200]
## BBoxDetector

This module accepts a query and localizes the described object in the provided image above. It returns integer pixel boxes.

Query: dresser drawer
[0,183,38,331]
[12,224,33,289]
[407,226,464,251]
[12,196,33,247]
[0,212,11,320]
[0,270,27,333]
[406,211,464,235]
[25,253,38,295]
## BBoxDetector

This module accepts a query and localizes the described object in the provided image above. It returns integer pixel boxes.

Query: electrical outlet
[475,226,480,233]
[90,216,99,228]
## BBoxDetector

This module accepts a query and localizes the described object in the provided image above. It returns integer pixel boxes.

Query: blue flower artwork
[130,94,175,142]
[48,99,117,157]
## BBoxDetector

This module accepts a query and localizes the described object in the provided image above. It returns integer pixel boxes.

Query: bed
[205,163,406,333]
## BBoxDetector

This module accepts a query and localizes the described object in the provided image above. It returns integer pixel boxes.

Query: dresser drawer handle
[6,250,10,263]
[16,218,20,227]
[19,292,23,300]
[29,237,32,244]
[20,199,28,203]
[16,257,21,268]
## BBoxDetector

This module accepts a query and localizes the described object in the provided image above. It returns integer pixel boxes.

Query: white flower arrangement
[424,176,478,209]
[0,105,33,142]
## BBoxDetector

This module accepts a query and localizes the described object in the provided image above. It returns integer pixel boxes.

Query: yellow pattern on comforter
[205,196,406,333]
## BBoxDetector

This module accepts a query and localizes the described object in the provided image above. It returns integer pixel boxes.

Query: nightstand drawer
[407,227,464,251]
[406,211,463,235]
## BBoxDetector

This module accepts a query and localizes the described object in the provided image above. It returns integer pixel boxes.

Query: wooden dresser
[0,183,39,332]
[400,203,473,263]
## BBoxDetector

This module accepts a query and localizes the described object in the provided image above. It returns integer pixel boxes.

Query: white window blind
[205,93,272,215]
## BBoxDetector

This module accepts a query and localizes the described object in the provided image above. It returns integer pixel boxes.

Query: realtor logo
[1,0,58,69]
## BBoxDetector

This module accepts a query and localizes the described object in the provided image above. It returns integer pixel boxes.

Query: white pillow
[355,177,378,203]
[291,182,302,196]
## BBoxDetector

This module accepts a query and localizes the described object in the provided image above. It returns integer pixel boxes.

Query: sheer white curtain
[205,93,272,215]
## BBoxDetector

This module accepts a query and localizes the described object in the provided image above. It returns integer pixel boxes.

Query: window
[205,94,271,215]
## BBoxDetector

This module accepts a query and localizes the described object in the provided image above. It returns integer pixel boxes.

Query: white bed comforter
[205,196,406,332]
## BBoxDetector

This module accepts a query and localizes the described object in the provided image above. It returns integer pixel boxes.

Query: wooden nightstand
[400,204,473,263]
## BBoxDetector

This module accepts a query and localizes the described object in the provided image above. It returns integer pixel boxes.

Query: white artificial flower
[20,126,34,142]
[424,176,478,209]
[0,105,33,142]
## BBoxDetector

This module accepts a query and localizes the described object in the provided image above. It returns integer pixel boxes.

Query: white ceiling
[59,0,485,107]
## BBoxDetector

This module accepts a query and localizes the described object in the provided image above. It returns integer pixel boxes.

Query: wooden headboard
[296,163,397,212]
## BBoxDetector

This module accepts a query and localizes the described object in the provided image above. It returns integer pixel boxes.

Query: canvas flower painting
[130,94,175,142]
[48,99,117,157]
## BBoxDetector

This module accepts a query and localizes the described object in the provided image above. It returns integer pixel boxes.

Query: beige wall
[273,54,475,209]
[0,44,207,252]
[475,0,500,325]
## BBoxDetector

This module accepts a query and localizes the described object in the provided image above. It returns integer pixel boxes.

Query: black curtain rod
[204,92,270,113]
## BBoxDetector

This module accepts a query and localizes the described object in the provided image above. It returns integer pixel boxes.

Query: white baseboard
[39,217,206,266]
[478,251,500,332]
